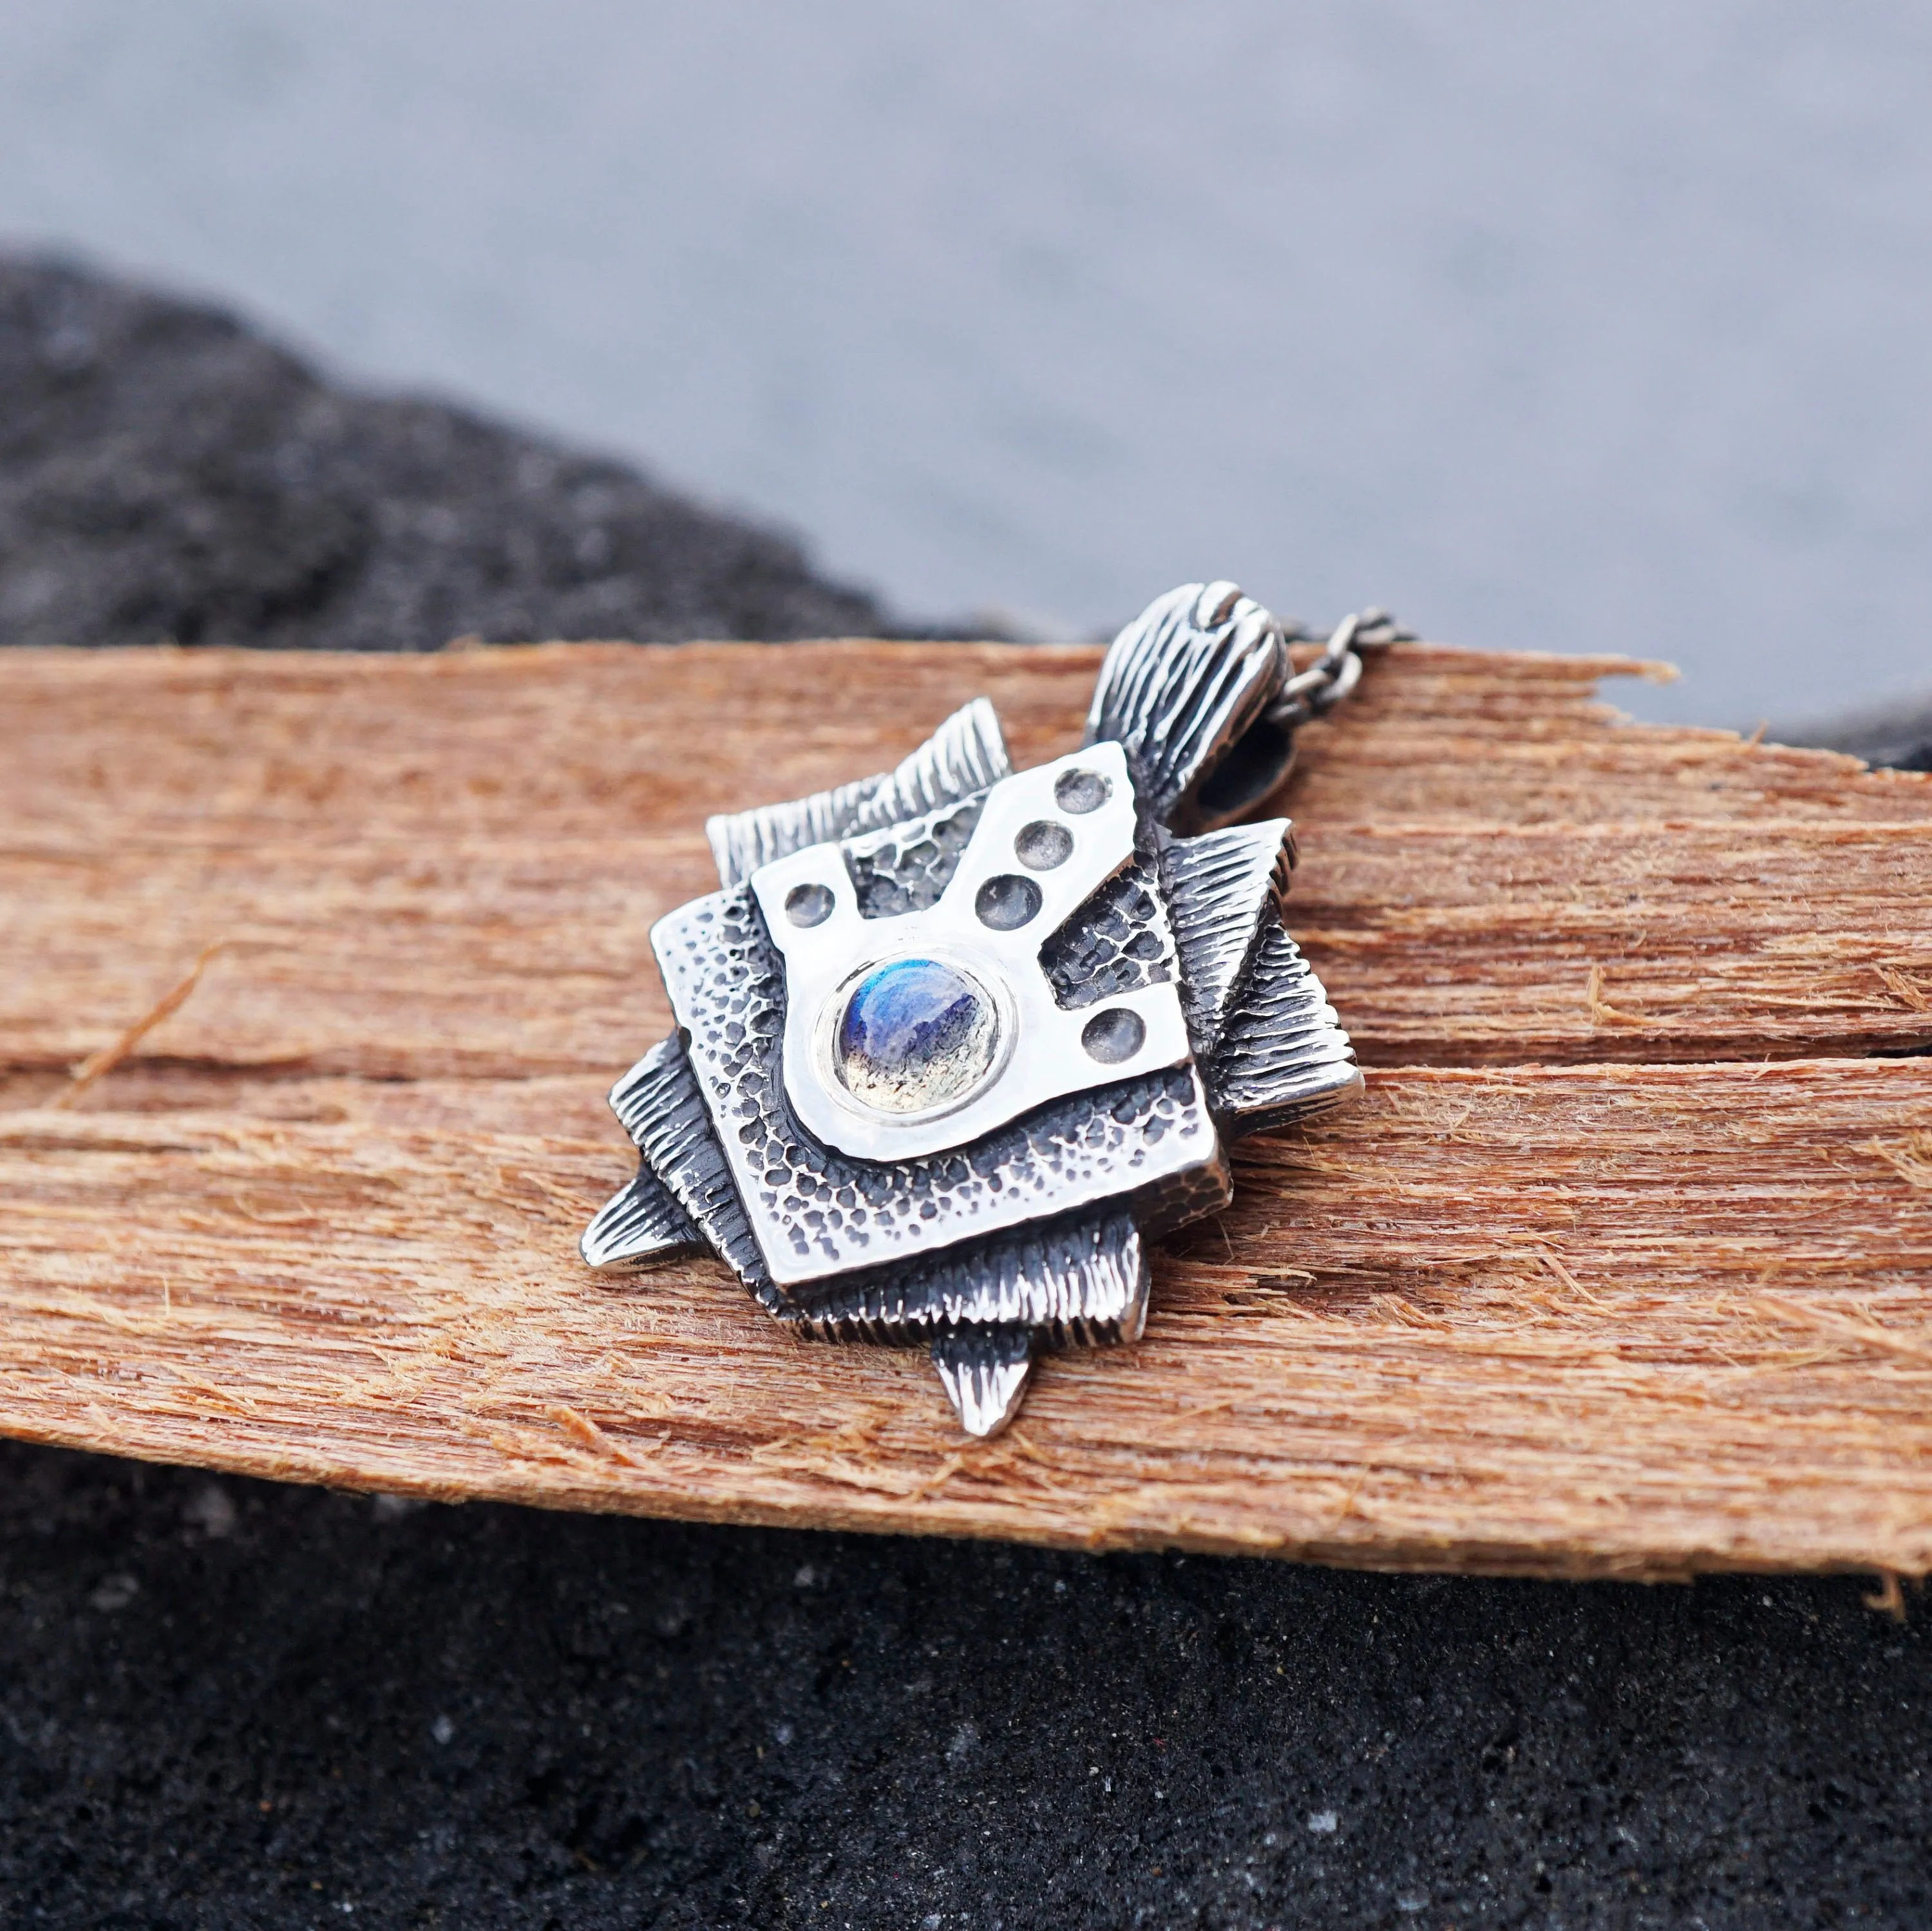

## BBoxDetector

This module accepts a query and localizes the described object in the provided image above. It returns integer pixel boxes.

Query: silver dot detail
[975,873,1043,931]
[784,881,835,928]
[1081,1007,1146,1064]
[1054,768,1110,814]
[1014,820,1074,871]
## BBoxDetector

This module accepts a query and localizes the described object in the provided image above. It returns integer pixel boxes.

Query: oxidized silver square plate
[582,583,1364,1435]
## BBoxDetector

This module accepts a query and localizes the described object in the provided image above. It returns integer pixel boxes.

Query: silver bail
[1083,580,1292,834]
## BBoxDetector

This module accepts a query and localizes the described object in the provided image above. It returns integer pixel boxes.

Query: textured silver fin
[788,1212,1150,1345]
[1162,820,1296,1057]
[580,1164,705,1270]
[931,1327,1036,1438]
[1205,926,1362,1137]
[606,1037,775,1299]
[1084,581,1287,832]
[706,775,879,889]
[848,697,1011,834]
[706,699,1012,886]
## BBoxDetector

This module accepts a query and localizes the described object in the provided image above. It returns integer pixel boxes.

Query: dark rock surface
[1,1442,1926,1930]
[1782,701,1932,777]
[5,254,1930,1926]
[0,257,897,650]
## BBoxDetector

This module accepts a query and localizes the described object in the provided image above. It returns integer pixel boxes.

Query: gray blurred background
[1,0,1928,729]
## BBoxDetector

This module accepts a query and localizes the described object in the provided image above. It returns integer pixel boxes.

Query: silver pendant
[581,583,1367,1436]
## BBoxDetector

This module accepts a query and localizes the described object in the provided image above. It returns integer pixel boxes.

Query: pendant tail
[931,1327,1036,1438]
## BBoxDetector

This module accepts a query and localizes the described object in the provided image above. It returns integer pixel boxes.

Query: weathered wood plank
[1,1061,1928,1577]
[3,639,1931,1576]
[5,816,1927,1079]
[5,643,1931,1077]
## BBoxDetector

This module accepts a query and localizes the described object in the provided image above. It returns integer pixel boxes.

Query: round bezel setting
[813,950,1016,1127]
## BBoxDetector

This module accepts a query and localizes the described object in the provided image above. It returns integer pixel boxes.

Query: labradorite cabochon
[834,958,999,1115]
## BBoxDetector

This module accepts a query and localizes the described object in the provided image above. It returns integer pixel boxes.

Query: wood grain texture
[4,638,1931,1577]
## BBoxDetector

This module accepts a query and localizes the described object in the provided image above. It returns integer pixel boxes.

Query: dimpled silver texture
[1039,851,1175,1011]
[843,798,984,918]
[583,581,1370,1436]
[649,876,1222,1288]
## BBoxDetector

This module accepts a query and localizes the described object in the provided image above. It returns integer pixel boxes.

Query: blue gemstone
[835,959,998,1115]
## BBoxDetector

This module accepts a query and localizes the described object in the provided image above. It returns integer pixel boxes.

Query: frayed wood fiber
[3,638,1930,1577]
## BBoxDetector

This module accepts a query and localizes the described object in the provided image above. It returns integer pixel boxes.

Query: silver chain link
[1265,608,1412,732]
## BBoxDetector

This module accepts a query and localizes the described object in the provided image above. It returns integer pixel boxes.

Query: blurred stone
[1779,696,1932,774]
[182,1482,236,1540]
[0,255,906,650]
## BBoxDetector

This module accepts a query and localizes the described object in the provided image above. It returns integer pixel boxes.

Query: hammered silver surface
[842,795,986,918]
[1039,851,1175,1010]
[651,882,1227,1288]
